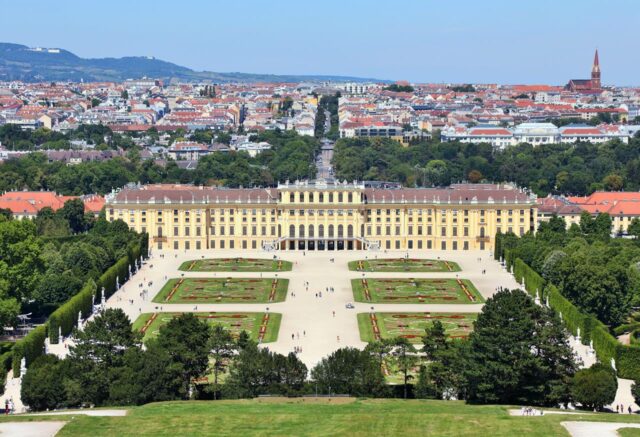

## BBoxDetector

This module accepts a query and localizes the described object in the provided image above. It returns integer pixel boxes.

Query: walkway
[562,421,640,437]
[0,421,66,437]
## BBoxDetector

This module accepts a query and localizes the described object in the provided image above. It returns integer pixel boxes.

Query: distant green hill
[0,42,388,83]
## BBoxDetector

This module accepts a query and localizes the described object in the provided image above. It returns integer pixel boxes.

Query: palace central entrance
[284,238,363,251]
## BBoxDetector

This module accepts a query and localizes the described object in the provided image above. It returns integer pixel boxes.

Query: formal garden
[348,258,460,272]
[133,312,281,343]
[357,312,477,343]
[152,278,289,303]
[179,257,293,272]
[351,278,483,303]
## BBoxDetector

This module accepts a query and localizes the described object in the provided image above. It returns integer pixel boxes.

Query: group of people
[616,404,633,414]
[520,407,543,416]
[291,331,306,355]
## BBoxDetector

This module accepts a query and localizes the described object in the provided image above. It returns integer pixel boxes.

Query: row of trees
[0,129,319,194]
[0,124,135,151]
[23,289,622,410]
[21,310,308,409]
[0,207,142,326]
[332,135,640,196]
[500,213,640,329]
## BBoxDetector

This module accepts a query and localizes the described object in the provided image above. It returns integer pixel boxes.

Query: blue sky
[1,0,638,84]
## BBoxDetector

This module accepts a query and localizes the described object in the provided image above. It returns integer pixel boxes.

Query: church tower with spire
[591,49,601,89]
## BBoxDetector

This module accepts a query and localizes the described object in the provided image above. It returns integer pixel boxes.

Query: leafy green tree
[465,289,576,405]
[414,365,431,399]
[629,218,640,239]
[70,308,141,405]
[0,298,20,330]
[59,199,89,233]
[209,325,237,400]
[21,355,67,411]
[390,337,418,399]
[311,347,386,397]
[225,341,306,398]
[422,320,448,360]
[108,341,183,405]
[157,313,210,399]
[572,363,617,411]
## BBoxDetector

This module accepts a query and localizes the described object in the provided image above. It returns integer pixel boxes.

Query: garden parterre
[179,258,293,272]
[348,258,461,272]
[152,278,288,303]
[132,312,281,343]
[351,278,483,304]
[358,312,477,343]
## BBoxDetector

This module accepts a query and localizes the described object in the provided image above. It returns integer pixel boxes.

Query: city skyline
[0,0,639,85]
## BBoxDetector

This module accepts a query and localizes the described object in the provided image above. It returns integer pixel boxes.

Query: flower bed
[351,278,483,304]
[133,312,282,343]
[178,258,293,272]
[348,258,461,272]
[358,312,478,344]
[153,278,289,304]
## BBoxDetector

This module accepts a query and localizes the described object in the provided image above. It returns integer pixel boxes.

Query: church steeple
[591,49,601,89]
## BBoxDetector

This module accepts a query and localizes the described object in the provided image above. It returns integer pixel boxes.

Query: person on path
[332,311,335,317]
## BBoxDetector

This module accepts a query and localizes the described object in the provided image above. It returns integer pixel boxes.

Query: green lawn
[620,429,640,436]
[152,278,288,303]
[352,278,483,304]
[349,258,461,272]
[36,399,640,437]
[132,312,281,343]
[179,258,293,272]
[358,312,477,344]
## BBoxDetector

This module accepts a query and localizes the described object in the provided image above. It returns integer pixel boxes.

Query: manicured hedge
[518,258,640,380]
[12,324,47,378]
[48,279,96,344]
[0,350,11,395]
[513,259,545,299]
[48,239,143,344]
[0,351,12,373]
[617,346,640,380]
[545,284,587,338]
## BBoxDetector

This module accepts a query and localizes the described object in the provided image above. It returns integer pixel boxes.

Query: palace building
[105,181,537,252]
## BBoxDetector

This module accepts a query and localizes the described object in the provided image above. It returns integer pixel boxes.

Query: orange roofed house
[538,191,640,235]
[0,191,105,220]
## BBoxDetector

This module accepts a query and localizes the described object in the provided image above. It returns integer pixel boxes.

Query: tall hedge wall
[48,279,96,344]
[48,239,143,344]
[12,324,47,378]
[513,259,545,299]
[17,238,144,375]
[516,258,640,380]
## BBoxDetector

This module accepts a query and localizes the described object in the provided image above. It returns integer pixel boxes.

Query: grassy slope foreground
[11,399,638,437]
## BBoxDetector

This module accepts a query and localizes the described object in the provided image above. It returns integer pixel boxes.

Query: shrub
[571,363,617,411]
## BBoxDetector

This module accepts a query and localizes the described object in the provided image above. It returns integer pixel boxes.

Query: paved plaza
[100,248,515,369]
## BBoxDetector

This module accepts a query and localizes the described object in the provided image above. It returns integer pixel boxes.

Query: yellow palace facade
[105,181,537,252]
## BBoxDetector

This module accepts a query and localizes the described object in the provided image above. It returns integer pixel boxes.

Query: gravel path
[0,421,66,437]
[562,421,640,437]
